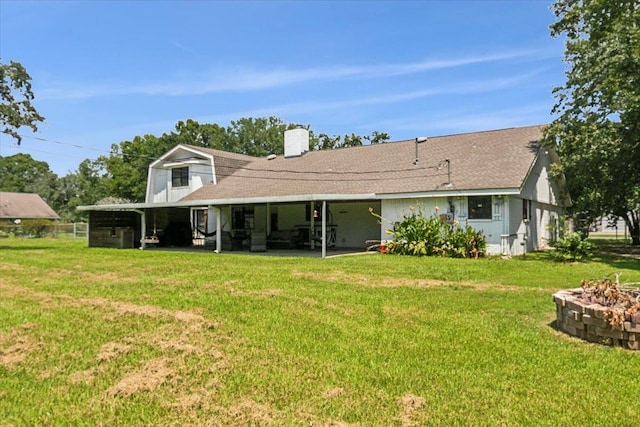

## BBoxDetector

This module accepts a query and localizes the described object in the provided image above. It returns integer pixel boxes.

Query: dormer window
[172,167,189,187]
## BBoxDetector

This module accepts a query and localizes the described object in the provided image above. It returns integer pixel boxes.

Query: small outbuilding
[0,192,60,221]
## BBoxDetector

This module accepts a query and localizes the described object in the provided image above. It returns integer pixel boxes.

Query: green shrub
[371,207,486,258]
[21,219,54,238]
[550,231,595,261]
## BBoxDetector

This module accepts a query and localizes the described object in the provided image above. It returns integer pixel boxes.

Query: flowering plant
[369,206,486,258]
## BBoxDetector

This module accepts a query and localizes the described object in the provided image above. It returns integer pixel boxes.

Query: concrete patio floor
[143,245,378,258]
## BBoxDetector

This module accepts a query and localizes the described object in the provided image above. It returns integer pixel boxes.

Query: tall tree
[102,134,173,202]
[74,158,110,206]
[545,0,640,245]
[174,119,229,150]
[365,131,391,145]
[313,133,342,150]
[227,116,297,156]
[55,159,110,220]
[339,133,364,148]
[0,59,45,144]
[0,153,58,203]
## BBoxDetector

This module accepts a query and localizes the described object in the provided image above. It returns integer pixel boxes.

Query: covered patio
[81,198,382,258]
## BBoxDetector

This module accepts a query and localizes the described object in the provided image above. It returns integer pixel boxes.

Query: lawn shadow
[0,244,54,251]
[524,247,640,271]
[591,251,640,272]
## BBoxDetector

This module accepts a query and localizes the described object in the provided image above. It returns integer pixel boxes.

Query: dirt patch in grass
[322,421,358,427]
[224,397,275,426]
[0,263,29,272]
[168,395,281,426]
[0,282,216,328]
[39,269,139,284]
[397,394,426,427]
[1,282,227,393]
[106,357,175,397]
[69,342,133,385]
[0,332,43,368]
[88,298,209,325]
[227,287,284,300]
[291,270,520,291]
[157,340,198,354]
[261,288,283,297]
[322,387,345,399]
[68,366,103,385]
[97,342,132,363]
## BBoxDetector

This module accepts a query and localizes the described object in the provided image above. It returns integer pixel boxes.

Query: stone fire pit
[553,284,640,350]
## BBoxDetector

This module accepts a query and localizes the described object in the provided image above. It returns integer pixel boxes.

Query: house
[0,192,60,222]
[78,125,566,256]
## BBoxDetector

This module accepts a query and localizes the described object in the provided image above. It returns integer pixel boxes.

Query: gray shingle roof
[0,192,60,219]
[181,125,545,202]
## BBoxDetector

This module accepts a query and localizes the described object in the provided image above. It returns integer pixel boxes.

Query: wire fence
[0,222,88,239]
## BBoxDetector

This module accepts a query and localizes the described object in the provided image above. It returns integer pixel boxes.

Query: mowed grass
[1,239,639,426]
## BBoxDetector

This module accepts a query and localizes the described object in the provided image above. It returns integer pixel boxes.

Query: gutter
[78,193,378,211]
[77,188,524,212]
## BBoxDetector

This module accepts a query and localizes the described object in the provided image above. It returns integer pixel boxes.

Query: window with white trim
[468,196,492,220]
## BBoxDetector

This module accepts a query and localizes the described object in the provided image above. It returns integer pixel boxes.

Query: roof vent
[267,154,277,160]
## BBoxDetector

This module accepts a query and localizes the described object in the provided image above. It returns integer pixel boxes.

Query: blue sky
[0,0,565,176]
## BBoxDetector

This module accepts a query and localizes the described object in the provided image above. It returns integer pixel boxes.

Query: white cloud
[38,49,551,100]
[46,70,550,148]
[208,69,547,118]
[370,102,553,137]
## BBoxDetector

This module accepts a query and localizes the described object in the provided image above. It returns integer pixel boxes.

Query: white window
[468,196,492,220]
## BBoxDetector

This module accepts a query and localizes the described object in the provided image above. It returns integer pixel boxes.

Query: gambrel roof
[181,125,546,202]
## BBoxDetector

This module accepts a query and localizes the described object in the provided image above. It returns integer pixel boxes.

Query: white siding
[190,164,212,188]
[521,151,561,206]
[149,169,169,203]
[330,201,380,248]
[381,196,513,256]
[514,151,563,253]
[380,198,450,241]
[145,147,214,204]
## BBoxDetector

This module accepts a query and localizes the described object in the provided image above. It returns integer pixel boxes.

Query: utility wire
[10,133,451,179]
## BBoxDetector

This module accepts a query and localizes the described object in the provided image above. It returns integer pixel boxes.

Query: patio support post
[215,206,222,253]
[321,200,327,258]
[503,196,510,255]
[136,209,146,249]
[310,201,315,249]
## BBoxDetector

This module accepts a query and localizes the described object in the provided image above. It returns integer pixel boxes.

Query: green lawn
[1,238,639,426]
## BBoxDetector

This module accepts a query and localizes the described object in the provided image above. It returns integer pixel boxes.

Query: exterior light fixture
[414,136,428,165]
